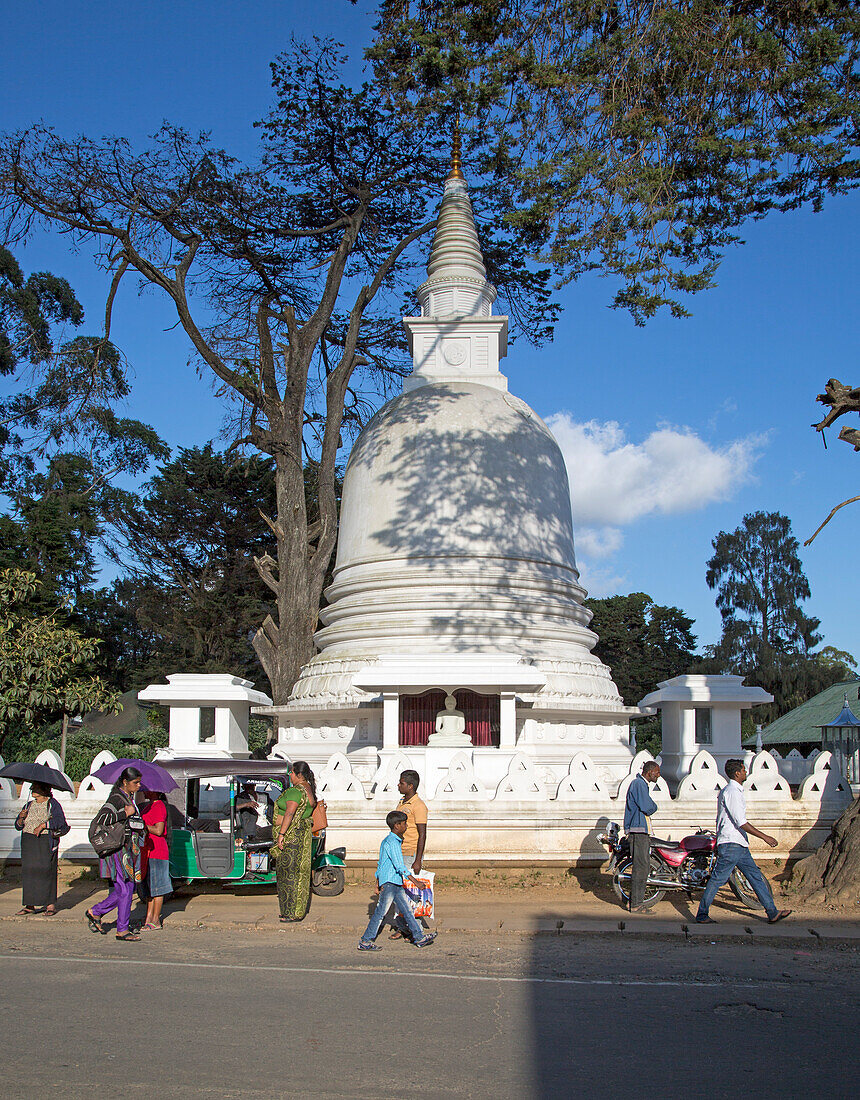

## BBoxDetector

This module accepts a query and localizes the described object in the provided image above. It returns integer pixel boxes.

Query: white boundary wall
[0,747,853,864]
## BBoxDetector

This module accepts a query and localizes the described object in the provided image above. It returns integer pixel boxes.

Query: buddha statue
[428,694,471,746]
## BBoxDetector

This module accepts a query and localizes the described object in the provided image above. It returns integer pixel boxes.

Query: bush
[633,716,662,758]
[1,723,168,781]
[3,711,271,780]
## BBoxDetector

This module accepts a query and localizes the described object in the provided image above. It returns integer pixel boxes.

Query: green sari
[272,786,313,920]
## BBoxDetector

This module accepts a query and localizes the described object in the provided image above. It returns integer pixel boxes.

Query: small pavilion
[818,694,860,784]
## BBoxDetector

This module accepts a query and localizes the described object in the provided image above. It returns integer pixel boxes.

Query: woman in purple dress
[86,766,146,941]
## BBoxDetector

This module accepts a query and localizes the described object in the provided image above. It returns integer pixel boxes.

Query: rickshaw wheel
[311,866,345,897]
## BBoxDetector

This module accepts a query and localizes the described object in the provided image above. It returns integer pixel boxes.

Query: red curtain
[399,690,500,747]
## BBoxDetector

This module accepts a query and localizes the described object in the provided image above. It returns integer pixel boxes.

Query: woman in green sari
[272,761,317,922]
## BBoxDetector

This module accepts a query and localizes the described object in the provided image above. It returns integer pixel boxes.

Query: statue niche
[429,694,471,747]
[399,690,501,747]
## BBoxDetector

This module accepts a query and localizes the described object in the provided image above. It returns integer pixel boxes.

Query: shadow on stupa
[323,380,596,651]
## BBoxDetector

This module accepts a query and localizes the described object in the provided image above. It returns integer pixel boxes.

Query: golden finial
[449,117,464,180]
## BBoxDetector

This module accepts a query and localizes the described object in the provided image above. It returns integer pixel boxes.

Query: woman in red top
[141,790,172,930]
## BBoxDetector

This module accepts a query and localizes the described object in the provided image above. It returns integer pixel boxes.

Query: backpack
[88,801,127,858]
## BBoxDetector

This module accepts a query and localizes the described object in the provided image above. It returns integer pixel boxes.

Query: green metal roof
[743,678,860,747]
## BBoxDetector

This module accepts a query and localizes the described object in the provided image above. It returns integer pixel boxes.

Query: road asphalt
[1,872,858,1098]
[1,919,857,1099]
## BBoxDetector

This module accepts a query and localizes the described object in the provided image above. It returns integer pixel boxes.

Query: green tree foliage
[0,568,119,752]
[706,510,821,666]
[0,454,106,608]
[700,510,850,722]
[373,0,860,322]
[0,246,166,494]
[0,44,556,701]
[585,591,697,705]
[814,646,858,679]
[84,446,280,689]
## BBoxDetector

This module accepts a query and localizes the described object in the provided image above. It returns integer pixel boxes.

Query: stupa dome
[316,379,595,657]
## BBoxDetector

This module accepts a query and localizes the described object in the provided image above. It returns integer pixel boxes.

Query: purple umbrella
[92,757,178,793]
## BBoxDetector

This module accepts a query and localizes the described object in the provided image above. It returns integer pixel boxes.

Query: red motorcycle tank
[680,834,716,853]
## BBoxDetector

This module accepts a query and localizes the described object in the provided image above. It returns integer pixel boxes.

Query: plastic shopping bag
[404,870,435,920]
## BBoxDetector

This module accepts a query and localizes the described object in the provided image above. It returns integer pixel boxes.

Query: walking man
[696,759,791,924]
[624,760,660,912]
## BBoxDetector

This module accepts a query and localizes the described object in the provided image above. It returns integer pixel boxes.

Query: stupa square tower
[265,148,640,796]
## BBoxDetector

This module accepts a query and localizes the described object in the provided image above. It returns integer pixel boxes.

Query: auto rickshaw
[158,758,346,896]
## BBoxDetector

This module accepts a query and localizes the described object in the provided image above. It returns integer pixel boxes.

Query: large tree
[373,0,860,322]
[0,43,555,703]
[585,591,696,706]
[1,246,167,622]
[700,510,849,721]
[95,445,279,688]
[0,568,119,753]
[706,510,820,665]
[0,246,165,495]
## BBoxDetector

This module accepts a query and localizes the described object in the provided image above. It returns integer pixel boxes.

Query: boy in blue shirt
[358,810,437,951]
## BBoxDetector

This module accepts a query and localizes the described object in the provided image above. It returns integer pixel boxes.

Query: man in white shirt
[695,759,791,924]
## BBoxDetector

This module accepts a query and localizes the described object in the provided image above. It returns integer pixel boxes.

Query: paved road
[1,923,857,1099]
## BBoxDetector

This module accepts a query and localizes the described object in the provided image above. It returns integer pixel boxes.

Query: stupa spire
[402,124,508,393]
[449,118,464,180]
[421,125,491,307]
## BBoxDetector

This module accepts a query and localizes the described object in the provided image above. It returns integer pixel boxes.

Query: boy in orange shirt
[396,769,427,873]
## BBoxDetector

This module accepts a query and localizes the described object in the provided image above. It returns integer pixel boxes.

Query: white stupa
[264,144,640,794]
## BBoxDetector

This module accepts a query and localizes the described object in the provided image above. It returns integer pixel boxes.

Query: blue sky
[2,2,858,658]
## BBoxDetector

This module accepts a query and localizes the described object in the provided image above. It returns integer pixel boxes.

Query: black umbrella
[0,761,74,793]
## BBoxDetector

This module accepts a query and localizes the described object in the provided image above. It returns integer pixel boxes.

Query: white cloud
[547,414,764,565]
[575,526,624,559]
[575,559,627,598]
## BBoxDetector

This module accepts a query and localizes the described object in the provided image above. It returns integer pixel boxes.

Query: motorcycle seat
[649,837,683,850]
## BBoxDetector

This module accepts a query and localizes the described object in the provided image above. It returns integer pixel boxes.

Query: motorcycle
[596,821,764,911]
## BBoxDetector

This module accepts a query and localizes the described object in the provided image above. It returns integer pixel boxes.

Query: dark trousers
[629,831,651,908]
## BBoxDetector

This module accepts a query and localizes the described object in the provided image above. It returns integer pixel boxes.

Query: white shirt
[715,780,749,847]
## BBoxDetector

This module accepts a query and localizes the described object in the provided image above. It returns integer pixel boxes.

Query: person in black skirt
[14,781,70,915]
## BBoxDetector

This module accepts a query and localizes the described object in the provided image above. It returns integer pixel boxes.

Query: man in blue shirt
[623,761,660,912]
[358,810,437,951]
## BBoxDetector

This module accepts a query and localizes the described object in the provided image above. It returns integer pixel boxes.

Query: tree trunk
[252,438,321,704]
[59,712,69,767]
[790,797,860,904]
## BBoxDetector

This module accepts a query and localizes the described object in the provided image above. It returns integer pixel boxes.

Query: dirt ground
[1,858,854,923]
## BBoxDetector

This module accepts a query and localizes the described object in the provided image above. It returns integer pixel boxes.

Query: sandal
[16,906,38,916]
[768,909,792,924]
[388,931,405,940]
[45,906,56,916]
[85,910,108,935]
[115,931,141,941]
[142,922,163,931]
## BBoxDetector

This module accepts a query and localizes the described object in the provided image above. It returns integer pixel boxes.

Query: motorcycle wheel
[612,856,666,909]
[728,868,766,910]
[311,865,345,897]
